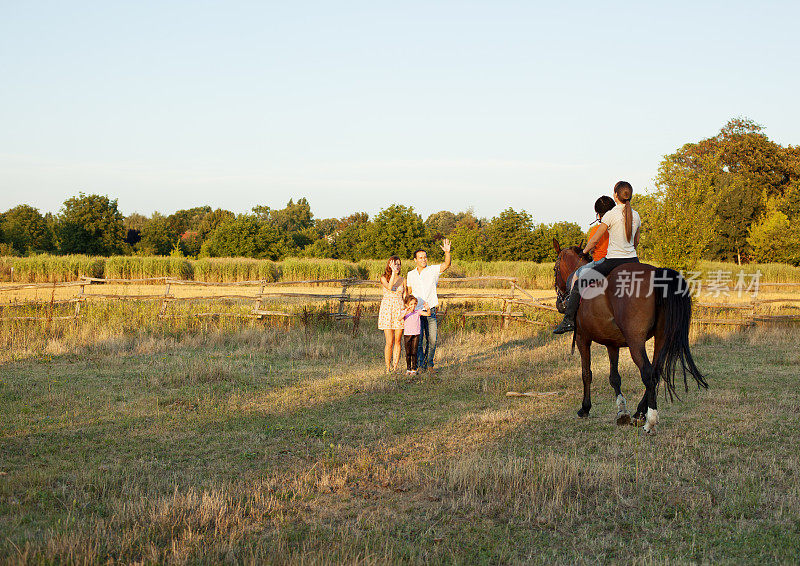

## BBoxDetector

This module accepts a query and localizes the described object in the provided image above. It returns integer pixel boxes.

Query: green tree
[425,210,458,238]
[331,213,370,260]
[56,193,126,255]
[643,152,723,270]
[179,230,203,257]
[367,205,432,260]
[449,223,487,261]
[543,221,584,261]
[0,204,55,253]
[649,118,800,265]
[484,208,539,261]
[707,176,762,263]
[168,206,212,235]
[198,208,235,239]
[200,214,284,259]
[262,198,315,253]
[138,212,178,255]
[747,210,800,265]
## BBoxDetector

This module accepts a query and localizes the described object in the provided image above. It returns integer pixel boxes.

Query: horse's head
[552,238,592,296]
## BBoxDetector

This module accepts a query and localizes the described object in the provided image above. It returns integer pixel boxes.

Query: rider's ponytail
[614,181,634,242]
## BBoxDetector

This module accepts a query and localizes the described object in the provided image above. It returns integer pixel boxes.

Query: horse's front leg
[576,333,592,418]
[606,345,630,426]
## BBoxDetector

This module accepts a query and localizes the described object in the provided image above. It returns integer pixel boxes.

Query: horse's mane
[567,246,593,264]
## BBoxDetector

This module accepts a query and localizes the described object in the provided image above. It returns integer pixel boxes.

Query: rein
[554,255,568,303]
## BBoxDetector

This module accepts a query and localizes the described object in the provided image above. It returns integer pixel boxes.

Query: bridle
[554,253,568,304]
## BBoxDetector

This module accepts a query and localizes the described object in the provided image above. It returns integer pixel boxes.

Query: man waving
[406,239,451,373]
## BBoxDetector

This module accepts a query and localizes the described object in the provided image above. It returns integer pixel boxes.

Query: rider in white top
[600,205,641,259]
[553,181,640,334]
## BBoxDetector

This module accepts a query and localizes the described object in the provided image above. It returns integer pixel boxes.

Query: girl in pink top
[402,296,430,375]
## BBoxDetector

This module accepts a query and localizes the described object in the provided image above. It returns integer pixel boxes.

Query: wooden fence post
[159,280,172,317]
[253,282,265,319]
[337,279,351,320]
[75,280,85,318]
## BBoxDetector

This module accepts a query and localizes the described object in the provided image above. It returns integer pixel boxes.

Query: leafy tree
[367,205,432,260]
[330,213,370,260]
[449,223,487,261]
[168,206,212,235]
[747,210,800,265]
[123,212,148,247]
[198,208,235,239]
[0,204,54,253]
[544,221,584,261]
[484,208,539,261]
[648,118,800,266]
[179,230,203,257]
[425,210,458,238]
[56,193,126,255]
[138,212,179,255]
[124,212,148,232]
[304,237,336,258]
[314,218,339,239]
[707,176,762,263]
[643,152,723,270]
[200,214,284,259]
[261,198,315,253]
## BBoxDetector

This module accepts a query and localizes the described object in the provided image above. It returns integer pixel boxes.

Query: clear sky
[1,1,798,226]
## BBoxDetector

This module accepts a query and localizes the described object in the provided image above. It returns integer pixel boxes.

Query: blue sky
[1,1,798,226]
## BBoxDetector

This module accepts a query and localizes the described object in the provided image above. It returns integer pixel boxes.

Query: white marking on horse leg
[616,394,627,412]
[643,408,658,433]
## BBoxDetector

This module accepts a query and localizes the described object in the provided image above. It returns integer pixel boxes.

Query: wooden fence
[0,276,559,326]
[1,276,798,327]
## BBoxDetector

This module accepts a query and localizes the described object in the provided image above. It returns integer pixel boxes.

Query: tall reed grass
[3,255,800,287]
[0,255,105,283]
[281,258,360,281]
[194,258,279,282]
[105,256,194,280]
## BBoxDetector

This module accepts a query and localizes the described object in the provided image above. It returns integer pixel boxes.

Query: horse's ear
[552,238,561,254]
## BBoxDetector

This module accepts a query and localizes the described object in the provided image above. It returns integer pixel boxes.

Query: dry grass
[1,312,799,563]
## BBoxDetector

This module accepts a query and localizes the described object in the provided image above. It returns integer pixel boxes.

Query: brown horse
[552,239,707,433]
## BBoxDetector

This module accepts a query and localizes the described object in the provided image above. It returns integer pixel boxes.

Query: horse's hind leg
[629,343,658,433]
[607,345,630,425]
[576,333,592,418]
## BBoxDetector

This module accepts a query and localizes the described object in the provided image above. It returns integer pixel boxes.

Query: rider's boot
[553,283,580,334]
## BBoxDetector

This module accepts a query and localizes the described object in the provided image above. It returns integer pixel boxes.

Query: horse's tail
[653,268,708,399]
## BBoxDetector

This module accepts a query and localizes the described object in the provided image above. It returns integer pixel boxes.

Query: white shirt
[601,204,641,259]
[407,265,441,308]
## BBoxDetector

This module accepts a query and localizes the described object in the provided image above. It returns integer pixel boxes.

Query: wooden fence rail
[1,276,798,326]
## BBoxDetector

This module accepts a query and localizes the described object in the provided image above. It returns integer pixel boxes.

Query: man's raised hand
[440,238,451,254]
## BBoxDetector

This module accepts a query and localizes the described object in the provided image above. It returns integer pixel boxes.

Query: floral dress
[378,280,404,330]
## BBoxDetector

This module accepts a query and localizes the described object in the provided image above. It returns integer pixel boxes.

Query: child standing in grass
[402,296,430,375]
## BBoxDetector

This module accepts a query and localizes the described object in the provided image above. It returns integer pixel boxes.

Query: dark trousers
[592,256,639,277]
[404,335,419,370]
[417,307,438,369]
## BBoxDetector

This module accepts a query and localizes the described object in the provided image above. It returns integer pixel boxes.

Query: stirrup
[552,318,575,334]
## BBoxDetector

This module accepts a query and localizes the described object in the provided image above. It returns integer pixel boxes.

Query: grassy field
[1,310,799,563]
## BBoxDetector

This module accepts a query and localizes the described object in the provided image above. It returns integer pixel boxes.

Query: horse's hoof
[642,425,657,436]
[616,412,631,426]
[577,409,589,419]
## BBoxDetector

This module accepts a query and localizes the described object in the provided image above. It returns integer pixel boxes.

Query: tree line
[0,196,584,264]
[2,118,798,268]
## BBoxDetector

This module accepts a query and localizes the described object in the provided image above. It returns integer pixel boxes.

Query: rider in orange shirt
[587,199,613,262]
[565,196,615,290]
